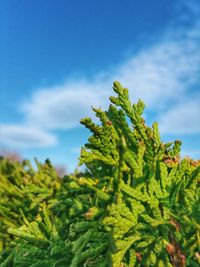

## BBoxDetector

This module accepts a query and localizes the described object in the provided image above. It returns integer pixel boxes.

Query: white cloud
[113,38,200,109]
[0,124,57,148]
[21,81,110,130]
[20,21,200,133]
[113,4,200,109]
[159,95,200,134]
[20,0,200,134]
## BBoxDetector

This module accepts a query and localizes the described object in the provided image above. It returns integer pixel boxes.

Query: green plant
[0,157,61,251]
[0,81,199,266]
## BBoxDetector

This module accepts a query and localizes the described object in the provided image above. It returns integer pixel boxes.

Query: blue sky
[0,0,200,172]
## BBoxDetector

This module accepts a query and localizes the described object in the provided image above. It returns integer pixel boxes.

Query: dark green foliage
[0,81,199,266]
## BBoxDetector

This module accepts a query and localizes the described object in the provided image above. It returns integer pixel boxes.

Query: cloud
[113,2,200,109]
[1,0,200,148]
[21,81,110,130]
[159,95,200,134]
[20,0,200,131]
[114,37,200,109]
[0,124,57,148]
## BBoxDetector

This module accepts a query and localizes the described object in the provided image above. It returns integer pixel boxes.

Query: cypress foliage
[0,81,199,266]
[0,157,61,251]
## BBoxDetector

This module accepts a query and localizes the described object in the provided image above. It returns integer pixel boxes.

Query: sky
[0,0,200,172]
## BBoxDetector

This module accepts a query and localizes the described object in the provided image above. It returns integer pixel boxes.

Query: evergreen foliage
[0,81,199,266]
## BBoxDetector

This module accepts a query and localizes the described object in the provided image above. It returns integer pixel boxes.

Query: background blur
[0,0,200,172]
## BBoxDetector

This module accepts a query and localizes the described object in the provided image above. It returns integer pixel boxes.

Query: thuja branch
[0,81,199,267]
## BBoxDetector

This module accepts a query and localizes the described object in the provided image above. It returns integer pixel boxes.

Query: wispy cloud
[21,82,108,130]
[114,37,200,109]
[0,124,57,148]
[159,94,200,134]
[0,0,200,148]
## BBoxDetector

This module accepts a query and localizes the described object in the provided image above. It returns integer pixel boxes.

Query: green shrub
[0,81,199,266]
